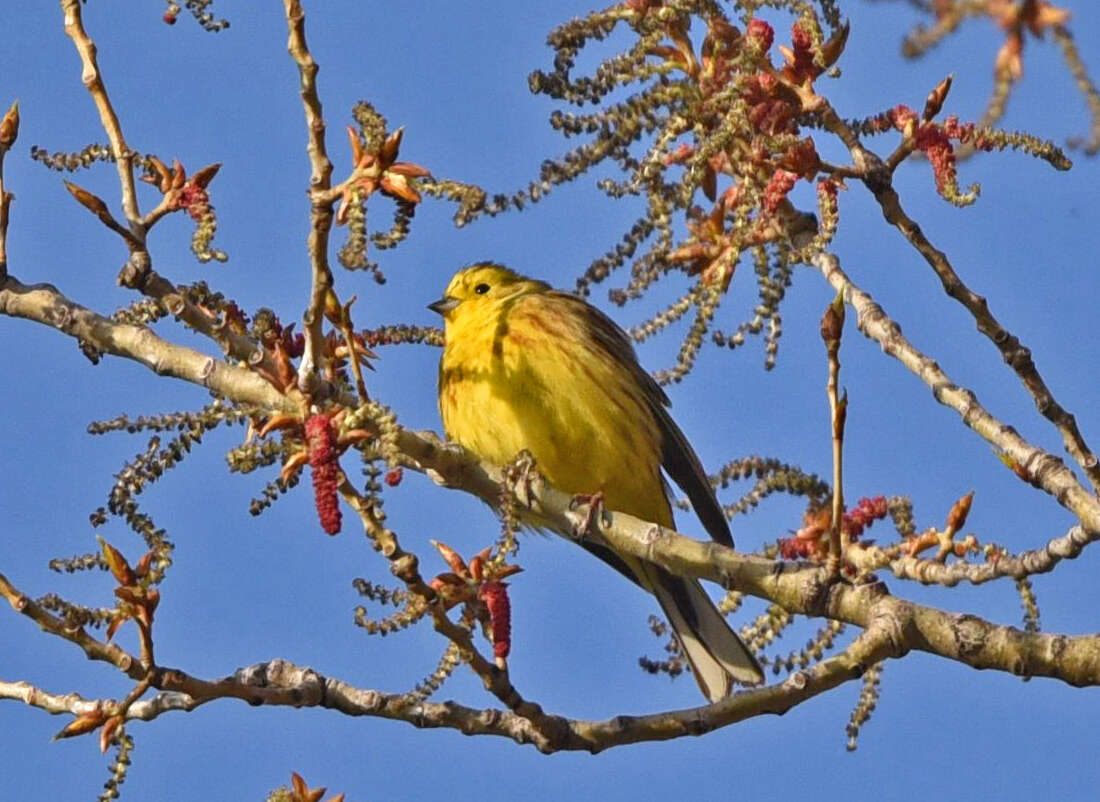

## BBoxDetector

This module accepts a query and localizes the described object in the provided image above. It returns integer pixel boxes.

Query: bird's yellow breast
[438,291,672,527]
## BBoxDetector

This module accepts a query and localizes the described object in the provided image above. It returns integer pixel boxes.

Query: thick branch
[0,629,878,755]
[0,276,286,410]
[0,557,881,753]
[4,269,1099,687]
[399,430,1100,687]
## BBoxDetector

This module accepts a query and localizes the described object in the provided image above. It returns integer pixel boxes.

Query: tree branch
[0,629,881,754]
[811,94,1098,487]
[283,0,337,393]
[60,0,141,229]
[339,481,567,743]
[813,250,1100,535]
[0,571,143,680]
[58,2,283,382]
[4,265,1099,689]
[866,162,1100,491]
[848,524,1098,586]
[402,430,1100,686]
[0,275,286,410]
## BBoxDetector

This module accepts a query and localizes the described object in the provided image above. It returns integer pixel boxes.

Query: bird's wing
[652,401,734,548]
[552,291,735,549]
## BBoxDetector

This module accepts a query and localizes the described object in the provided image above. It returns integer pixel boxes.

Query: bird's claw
[503,450,540,508]
[569,491,609,541]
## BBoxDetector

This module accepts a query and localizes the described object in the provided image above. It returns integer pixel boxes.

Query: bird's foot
[568,491,609,541]
[502,450,540,508]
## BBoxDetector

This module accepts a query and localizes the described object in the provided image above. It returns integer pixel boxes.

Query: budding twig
[338,481,547,726]
[821,291,847,575]
[61,0,142,230]
[0,99,17,280]
[812,246,1100,536]
[282,0,336,396]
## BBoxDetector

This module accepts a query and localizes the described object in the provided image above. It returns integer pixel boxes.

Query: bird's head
[428,263,545,321]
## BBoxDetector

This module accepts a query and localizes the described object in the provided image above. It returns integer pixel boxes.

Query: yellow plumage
[431,263,763,700]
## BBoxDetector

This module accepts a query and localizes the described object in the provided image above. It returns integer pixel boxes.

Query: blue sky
[2,1,1099,799]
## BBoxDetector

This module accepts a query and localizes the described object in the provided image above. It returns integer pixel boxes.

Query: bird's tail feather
[645,565,764,701]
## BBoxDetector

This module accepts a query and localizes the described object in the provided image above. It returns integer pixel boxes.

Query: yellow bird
[430,263,764,701]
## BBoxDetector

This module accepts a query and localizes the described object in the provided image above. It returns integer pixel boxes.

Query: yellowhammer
[430,263,764,700]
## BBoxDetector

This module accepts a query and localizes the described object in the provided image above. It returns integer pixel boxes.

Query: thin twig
[864,162,1100,492]
[0,99,16,280]
[60,0,142,230]
[846,524,1100,586]
[1053,25,1100,155]
[812,250,1100,536]
[283,0,336,394]
[338,481,558,732]
[812,90,1099,489]
[821,294,846,574]
[0,571,144,681]
[58,2,282,379]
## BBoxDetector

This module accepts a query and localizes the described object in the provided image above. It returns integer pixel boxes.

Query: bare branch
[283,0,336,393]
[338,481,547,723]
[60,0,142,229]
[860,157,1100,491]
[850,524,1099,586]
[0,275,286,410]
[0,631,882,754]
[0,571,143,680]
[813,250,1100,535]
[5,270,1097,687]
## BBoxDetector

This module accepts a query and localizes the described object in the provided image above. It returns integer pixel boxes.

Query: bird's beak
[428,296,460,315]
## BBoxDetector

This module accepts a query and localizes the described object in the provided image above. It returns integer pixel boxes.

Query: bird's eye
[474,283,490,295]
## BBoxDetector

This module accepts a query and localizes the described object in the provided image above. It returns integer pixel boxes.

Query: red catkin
[844,496,888,538]
[777,495,888,559]
[306,414,342,535]
[778,537,813,560]
[764,168,799,213]
[786,23,816,82]
[746,18,774,52]
[177,183,211,221]
[478,581,512,659]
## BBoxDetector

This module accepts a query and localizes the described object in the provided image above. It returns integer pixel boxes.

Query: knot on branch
[235,659,324,707]
[799,568,833,616]
[950,614,989,658]
[867,599,910,660]
[47,300,73,332]
[389,553,419,583]
[854,147,891,195]
[117,251,151,290]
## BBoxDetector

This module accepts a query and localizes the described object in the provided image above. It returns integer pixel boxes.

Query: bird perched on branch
[430,263,764,701]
